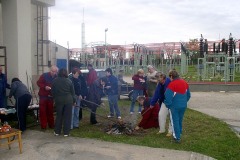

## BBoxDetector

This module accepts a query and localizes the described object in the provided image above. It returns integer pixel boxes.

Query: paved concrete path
[188,92,240,134]
[0,130,214,160]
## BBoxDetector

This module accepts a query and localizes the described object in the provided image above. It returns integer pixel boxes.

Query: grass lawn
[27,99,240,160]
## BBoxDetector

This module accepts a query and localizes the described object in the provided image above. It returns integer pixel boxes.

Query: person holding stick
[150,73,172,136]
[86,77,108,125]
[69,68,81,129]
[135,96,159,130]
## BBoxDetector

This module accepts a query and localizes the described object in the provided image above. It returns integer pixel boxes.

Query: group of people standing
[0,62,190,143]
[131,65,191,143]
[37,64,121,136]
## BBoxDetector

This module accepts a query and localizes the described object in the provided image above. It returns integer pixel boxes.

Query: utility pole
[105,28,108,69]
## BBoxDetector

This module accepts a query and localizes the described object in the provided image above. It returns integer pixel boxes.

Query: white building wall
[31,4,50,76]
[2,0,32,84]
[0,4,3,46]
[1,0,56,87]
[0,0,70,89]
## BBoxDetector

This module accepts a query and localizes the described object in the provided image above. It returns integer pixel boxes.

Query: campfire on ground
[104,119,134,135]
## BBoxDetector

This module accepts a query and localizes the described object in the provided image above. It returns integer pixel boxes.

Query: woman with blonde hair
[130,69,146,114]
[146,65,158,97]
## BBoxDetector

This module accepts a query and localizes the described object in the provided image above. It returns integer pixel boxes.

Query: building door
[56,59,67,70]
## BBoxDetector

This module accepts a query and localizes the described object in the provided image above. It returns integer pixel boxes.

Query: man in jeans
[105,68,121,119]
[69,68,81,129]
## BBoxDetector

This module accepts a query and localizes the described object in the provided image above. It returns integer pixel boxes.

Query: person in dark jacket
[78,70,88,121]
[68,67,87,121]
[164,70,191,143]
[135,96,159,130]
[130,69,146,114]
[52,68,75,137]
[69,69,81,129]
[37,65,58,130]
[9,78,32,132]
[0,66,10,108]
[150,73,172,136]
[105,68,121,119]
[86,64,97,87]
[87,77,108,125]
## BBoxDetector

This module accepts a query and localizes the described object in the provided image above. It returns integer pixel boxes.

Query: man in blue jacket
[105,68,121,119]
[150,73,172,136]
[0,66,10,108]
[164,70,191,143]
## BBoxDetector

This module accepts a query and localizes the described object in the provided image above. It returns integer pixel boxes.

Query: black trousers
[16,94,32,131]
[90,106,98,124]
[79,104,83,121]
[79,105,98,124]
[54,103,72,135]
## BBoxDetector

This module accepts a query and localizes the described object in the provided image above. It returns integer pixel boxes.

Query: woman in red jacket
[130,69,146,114]
[135,96,160,130]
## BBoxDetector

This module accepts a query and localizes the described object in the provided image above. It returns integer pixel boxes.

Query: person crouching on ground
[130,69,146,114]
[8,78,32,132]
[164,70,191,143]
[135,96,160,130]
[52,68,75,137]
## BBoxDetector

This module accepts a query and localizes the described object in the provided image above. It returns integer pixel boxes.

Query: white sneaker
[117,116,121,119]
[54,132,59,136]
[64,134,69,137]
[138,111,141,114]
[130,112,134,115]
[107,115,114,118]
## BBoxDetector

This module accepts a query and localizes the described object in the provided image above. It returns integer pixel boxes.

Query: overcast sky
[50,0,240,48]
